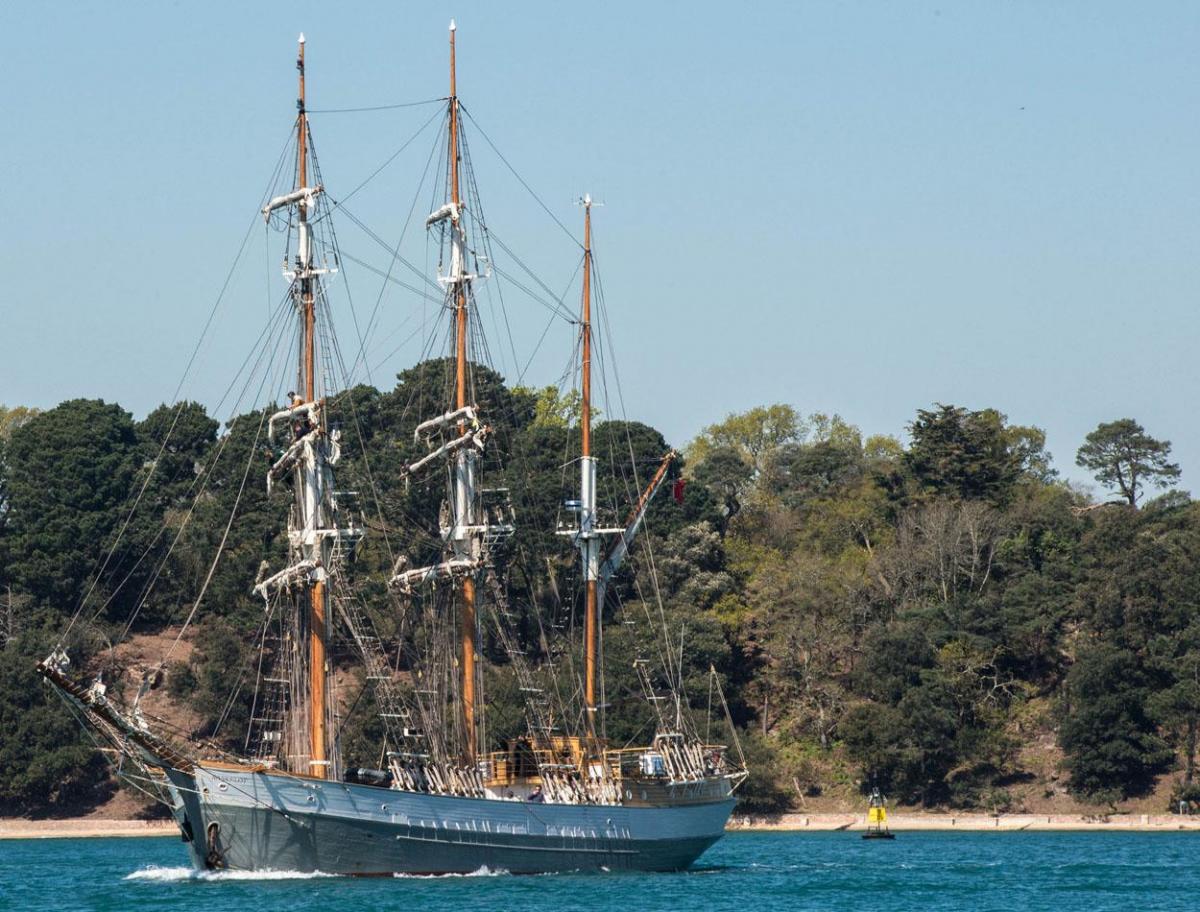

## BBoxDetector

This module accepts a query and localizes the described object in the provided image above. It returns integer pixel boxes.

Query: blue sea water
[1,831,1197,912]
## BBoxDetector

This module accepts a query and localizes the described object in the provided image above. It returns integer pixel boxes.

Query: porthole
[218,782,228,792]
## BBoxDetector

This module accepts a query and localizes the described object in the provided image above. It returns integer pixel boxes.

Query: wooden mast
[580,198,598,719]
[298,36,314,403]
[448,19,478,763]
[297,33,328,780]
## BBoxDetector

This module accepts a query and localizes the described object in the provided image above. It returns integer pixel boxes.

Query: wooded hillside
[1,384,1196,818]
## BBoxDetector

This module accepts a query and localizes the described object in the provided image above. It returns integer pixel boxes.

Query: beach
[5,812,1200,840]
[0,819,177,840]
[731,812,1200,832]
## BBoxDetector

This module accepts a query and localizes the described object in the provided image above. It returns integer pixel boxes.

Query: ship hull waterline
[164,764,735,875]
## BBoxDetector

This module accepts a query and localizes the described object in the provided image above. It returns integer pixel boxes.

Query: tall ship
[38,24,746,875]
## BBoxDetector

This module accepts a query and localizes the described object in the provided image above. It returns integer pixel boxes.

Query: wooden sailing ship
[38,23,746,875]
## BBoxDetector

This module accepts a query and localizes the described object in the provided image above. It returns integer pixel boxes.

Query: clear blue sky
[3,1,1198,493]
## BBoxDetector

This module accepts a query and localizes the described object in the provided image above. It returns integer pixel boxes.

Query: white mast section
[439,204,479,558]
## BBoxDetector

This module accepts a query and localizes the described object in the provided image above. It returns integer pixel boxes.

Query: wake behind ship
[38,23,746,876]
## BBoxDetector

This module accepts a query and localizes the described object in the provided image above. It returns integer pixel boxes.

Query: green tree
[1076,418,1181,507]
[1005,424,1057,483]
[904,405,1027,502]
[1151,664,1200,786]
[733,731,794,814]
[167,618,251,743]
[3,400,140,609]
[511,385,588,429]
[689,404,805,479]
[657,522,734,610]
[1059,644,1173,799]
[0,405,40,516]
[0,405,40,441]
[746,551,855,748]
[0,627,109,814]
[690,445,753,528]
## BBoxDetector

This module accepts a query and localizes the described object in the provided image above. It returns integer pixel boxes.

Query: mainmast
[579,197,600,724]
[296,33,330,781]
[387,21,512,773]
[448,20,478,763]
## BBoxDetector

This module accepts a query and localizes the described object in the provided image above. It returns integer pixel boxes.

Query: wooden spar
[450,22,467,422]
[460,572,477,762]
[298,36,314,405]
[37,660,194,772]
[581,199,597,716]
[448,19,477,763]
[581,204,592,497]
[309,579,327,777]
[622,450,677,530]
[449,21,458,209]
[296,33,328,780]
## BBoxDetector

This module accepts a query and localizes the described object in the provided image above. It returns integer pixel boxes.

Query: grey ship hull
[165,764,734,875]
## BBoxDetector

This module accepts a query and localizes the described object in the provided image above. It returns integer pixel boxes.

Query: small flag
[672,479,687,505]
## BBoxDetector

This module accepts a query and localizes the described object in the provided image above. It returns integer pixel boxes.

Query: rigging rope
[341,110,446,388]
[317,107,446,218]
[460,104,580,249]
[159,301,295,667]
[308,97,445,114]
[57,127,298,652]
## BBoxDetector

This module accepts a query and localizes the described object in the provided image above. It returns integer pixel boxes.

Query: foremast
[296,32,329,784]
[257,34,359,780]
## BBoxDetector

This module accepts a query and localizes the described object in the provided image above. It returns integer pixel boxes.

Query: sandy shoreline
[0,819,178,840]
[731,812,1200,832]
[5,812,1200,839]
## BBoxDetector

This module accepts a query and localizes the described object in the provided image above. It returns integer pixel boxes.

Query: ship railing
[480,747,587,786]
[602,742,732,783]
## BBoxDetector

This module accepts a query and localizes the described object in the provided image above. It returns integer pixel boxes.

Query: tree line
[0,383,1195,817]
